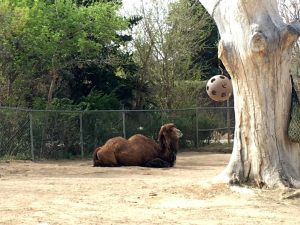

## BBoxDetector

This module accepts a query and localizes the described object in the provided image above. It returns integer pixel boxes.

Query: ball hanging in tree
[206,75,233,102]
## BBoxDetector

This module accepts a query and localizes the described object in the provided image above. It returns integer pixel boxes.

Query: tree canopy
[0,0,137,109]
[125,0,218,109]
[0,0,218,110]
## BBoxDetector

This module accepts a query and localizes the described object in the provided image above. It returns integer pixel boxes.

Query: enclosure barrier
[0,106,234,160]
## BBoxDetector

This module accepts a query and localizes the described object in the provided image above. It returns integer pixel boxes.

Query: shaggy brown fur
[93,123,182,168]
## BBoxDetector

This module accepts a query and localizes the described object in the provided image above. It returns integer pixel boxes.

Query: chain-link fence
[0,106,235,160]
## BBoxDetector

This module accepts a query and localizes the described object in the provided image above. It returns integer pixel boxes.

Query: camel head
[158,123,182,152]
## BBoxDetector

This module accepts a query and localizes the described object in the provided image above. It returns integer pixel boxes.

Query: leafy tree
[0,0,28,105]
[74,0,122,6]
[127,0,178,109]
[26,0,127,101]
[0,0,130,108]
[128,0,218,109]
[78,89,120,110]
[167,0,219,80]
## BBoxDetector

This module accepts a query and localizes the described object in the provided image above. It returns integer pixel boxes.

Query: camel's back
[115,134,160,166]
[128,134,157,144]
[128,134,160,151]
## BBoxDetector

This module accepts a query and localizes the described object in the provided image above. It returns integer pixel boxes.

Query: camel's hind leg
[144,158,170,168]
[94,148,119,167]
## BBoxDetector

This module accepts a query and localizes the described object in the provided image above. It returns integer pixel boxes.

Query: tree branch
[282,20,300,49]
[250,31,268,53]
[290,20,300,35]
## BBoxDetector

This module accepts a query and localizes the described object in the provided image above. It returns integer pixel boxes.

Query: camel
[93,123,182,168]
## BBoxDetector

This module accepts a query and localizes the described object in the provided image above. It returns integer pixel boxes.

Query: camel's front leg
[144,158,171,168]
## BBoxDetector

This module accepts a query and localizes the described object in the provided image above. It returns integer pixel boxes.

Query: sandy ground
[1,152,300,225]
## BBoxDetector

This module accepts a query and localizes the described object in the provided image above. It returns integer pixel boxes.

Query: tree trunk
[48,69,58,103]
[199,0,300,187]
[7,77,12,101]
[6,72,17,102]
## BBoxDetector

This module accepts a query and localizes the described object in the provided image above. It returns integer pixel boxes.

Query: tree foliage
[0,0,219,110]
[0,0,141,109]
[167,0,219,80]
[127,0,218,109]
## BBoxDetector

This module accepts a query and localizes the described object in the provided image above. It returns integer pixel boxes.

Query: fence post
[196,107,199,148]
[29,111,35,161]
[122,110,126,138]
[79,112,84,159]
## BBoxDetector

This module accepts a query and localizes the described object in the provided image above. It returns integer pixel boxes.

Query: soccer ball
[206,75,232,102]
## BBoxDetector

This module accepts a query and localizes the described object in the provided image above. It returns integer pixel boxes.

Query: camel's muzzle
[177,130,183,138]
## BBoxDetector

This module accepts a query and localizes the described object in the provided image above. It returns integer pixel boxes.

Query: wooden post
[196,107,199,148]
[122,110,126,138]
[80,112,84,159]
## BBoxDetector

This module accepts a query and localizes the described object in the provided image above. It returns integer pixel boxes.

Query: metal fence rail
[0,106,235,160]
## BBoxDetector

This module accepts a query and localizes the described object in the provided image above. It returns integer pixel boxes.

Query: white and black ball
[206,75,232,102]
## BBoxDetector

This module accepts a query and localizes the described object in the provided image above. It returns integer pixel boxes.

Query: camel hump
[128,134,148,141]
[105,136,128,147]
[128,134,158,147]
[106,136,127,142]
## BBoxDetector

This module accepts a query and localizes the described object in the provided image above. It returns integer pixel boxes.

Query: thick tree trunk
[199,0,300,187]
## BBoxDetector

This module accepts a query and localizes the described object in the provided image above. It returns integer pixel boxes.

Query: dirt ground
[1,152,300,225]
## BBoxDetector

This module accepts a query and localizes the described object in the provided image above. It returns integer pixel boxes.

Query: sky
[120,0,176,16]
[120,0,144,15]
[122,0,142,8]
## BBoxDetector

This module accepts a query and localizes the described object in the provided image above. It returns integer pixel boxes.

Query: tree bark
[199,0,300,187]
[48,69,58,103]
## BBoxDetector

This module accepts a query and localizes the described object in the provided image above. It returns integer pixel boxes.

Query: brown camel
[93,123,182,168]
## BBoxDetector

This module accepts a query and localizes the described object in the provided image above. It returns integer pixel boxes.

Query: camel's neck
[162,140,178,166]
[168,141,178,153]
